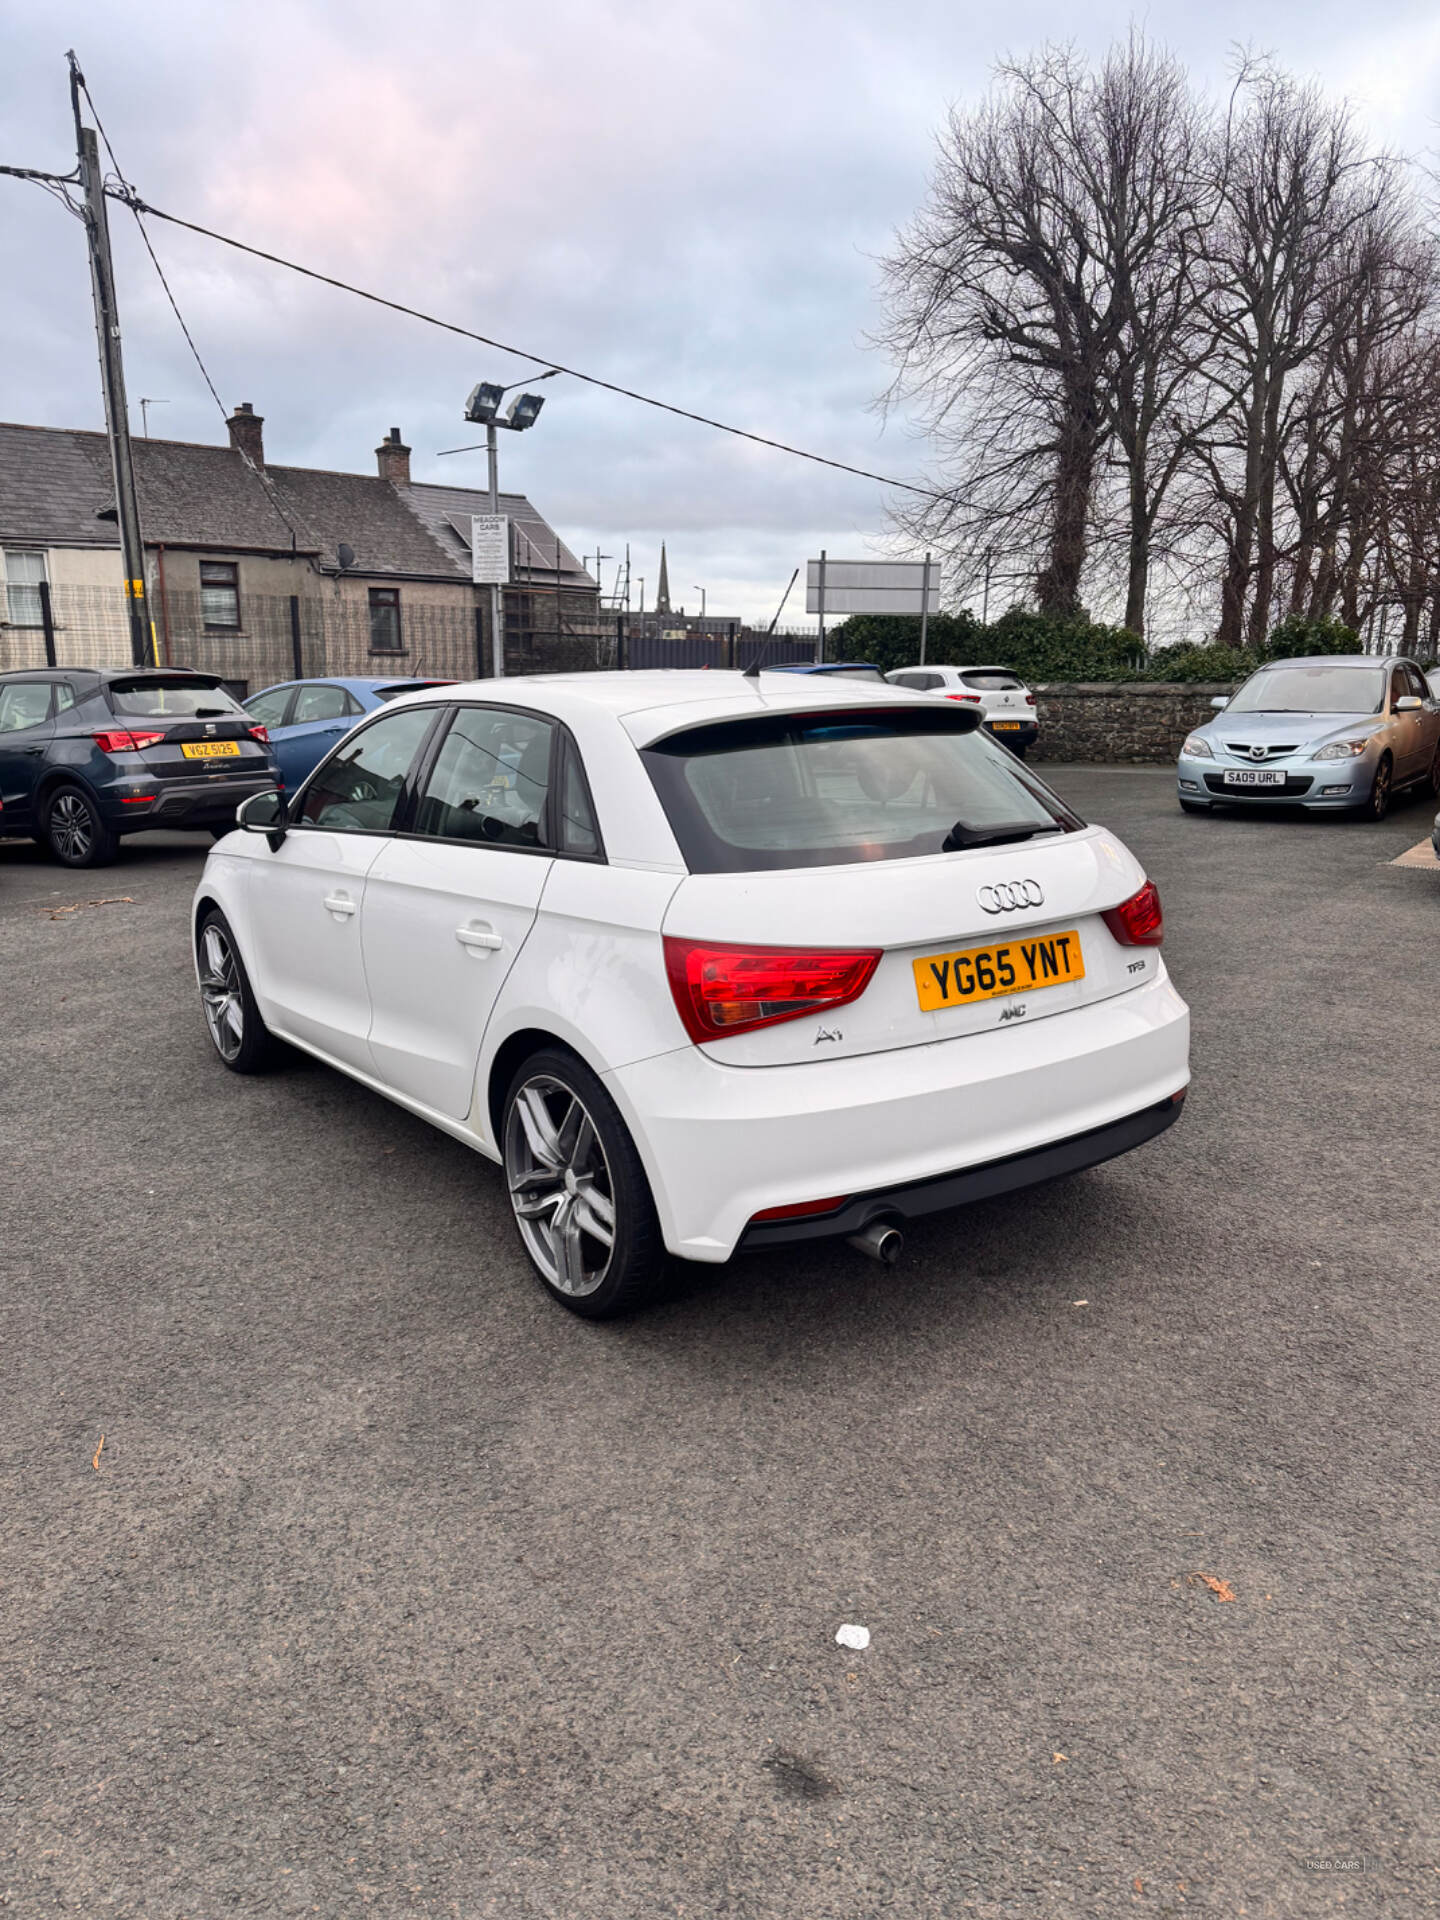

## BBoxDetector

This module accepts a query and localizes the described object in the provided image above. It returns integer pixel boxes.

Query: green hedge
[825,609,1361,684]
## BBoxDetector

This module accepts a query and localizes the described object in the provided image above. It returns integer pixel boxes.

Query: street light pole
[486,420,504,678]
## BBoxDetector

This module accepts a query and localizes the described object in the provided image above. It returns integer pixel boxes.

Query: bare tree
[1196,62,1394,647]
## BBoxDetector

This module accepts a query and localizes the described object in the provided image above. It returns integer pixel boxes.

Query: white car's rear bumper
[606,968,1191,1261]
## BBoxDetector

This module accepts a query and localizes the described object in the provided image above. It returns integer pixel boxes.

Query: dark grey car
[0,667,281,867]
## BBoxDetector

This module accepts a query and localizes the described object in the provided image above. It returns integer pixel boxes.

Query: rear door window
[292,683,357,724]
[410,706,554,849]
[296,705,437,833]
[642,708,1079,873]
[245,686,296,728]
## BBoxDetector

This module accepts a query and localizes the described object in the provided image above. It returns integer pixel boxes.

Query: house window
[200,560,240,630]
[3,550,46,627]
[369,587,402,653]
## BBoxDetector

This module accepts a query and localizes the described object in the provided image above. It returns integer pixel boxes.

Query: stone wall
[1030,682,1234,765]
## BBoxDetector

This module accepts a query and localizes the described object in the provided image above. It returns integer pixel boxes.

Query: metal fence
[0,586,822,689]
[0,583,615,692]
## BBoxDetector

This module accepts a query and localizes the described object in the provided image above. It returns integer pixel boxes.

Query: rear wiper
[942,820,1063,851]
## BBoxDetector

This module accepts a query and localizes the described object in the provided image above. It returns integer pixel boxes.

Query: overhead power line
[109,190,948,503]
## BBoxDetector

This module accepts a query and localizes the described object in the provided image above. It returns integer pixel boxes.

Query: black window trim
[387,700,608,864]
[286,702,450,838]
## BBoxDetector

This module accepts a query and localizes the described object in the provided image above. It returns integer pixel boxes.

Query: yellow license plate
[991,721,1022,730]
[914,929,1084,1010]
[181,741,241,759]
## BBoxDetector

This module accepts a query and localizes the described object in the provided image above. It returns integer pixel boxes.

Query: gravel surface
[3,771,1438,1917]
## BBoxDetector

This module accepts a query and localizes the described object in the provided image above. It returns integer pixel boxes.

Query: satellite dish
[337,543,355,571]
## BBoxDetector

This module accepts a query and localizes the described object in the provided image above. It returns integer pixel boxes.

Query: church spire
[655,542,671,615]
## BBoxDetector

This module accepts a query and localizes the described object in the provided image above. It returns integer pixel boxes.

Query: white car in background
[886,664,1039,756]
[194,671,1189,1318]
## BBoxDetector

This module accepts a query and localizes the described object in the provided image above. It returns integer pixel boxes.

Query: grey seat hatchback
[0,667,281,867]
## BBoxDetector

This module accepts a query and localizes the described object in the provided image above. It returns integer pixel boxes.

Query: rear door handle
[456,924,503,952]
[323,892,357,918]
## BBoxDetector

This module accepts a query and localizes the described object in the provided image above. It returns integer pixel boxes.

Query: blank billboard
[806,559,940,615]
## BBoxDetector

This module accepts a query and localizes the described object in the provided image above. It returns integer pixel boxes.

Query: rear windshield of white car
[108,677,244,718]
[1227,666,1384,715]
[960,670,1024,691]
[642,708,1081,872]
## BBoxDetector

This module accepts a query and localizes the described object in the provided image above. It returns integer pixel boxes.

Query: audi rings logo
[976,879,1044,914]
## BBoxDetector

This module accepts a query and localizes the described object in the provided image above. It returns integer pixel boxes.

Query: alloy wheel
[504,1074,617,1297]
[50,791,93,862]
[1370,758,1392,820]
[198,921,245,1062]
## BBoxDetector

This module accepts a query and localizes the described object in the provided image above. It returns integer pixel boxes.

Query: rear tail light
[946,693,982,703]
[1025,693,1037,706]
[1103,880,1164,947]
[664,937,881,1043]
[93,729,165,754]
[248,724,270,743]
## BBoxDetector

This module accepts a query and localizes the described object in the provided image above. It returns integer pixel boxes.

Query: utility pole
[69,54,152,668]
[919,550,932,665]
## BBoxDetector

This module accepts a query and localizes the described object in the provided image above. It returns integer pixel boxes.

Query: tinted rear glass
[109,677,243,718]
[642,708,1080,872]
[961,671,1023,691]
[1228,666,1383,715]
[823,667,887,684]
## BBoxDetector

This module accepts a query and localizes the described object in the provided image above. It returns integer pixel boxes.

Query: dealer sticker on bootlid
[914,931,1085,1011]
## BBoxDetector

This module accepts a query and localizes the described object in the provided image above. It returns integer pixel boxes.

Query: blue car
[1176,654,1440,822]
[768,661,889,684]
[242,676,451,790]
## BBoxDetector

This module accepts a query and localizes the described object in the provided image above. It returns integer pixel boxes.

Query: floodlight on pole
[506,391,546,430]
[447,371,559,681]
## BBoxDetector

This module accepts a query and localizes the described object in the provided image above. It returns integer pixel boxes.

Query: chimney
[376,426,411,485]
[226,402,265,469]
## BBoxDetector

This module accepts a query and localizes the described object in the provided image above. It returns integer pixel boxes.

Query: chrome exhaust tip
[847,1220,904,1266]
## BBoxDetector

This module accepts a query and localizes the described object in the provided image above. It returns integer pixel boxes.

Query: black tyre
[44,785,118,868]
[196,909,281,1074]
[502,1046,665,1318]
[1364,754,1393,822]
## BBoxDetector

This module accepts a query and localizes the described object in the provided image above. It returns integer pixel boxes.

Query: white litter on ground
[835,1623,870,1651]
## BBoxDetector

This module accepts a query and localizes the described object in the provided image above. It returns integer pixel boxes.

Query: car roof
[1256,655,1397,669]
[892,663,1021,675]
[246,674,447,697]
[0,665,214,684]
[374,667,949,745]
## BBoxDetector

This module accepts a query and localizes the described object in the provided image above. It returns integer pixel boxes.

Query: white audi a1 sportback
[194,672,1190,1317]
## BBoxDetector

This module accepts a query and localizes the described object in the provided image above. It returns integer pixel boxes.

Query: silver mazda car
[1176,655,1440,821]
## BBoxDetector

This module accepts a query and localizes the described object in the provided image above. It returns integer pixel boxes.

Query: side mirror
[1395,695,1423,712]
[1210,696,1229,710]
[238,788,288,846]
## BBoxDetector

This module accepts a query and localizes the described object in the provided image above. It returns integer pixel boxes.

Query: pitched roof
[0,421,594,588]
[400,481,595,591]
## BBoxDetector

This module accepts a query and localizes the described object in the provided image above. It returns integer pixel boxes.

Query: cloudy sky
[2,0,1437,626]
